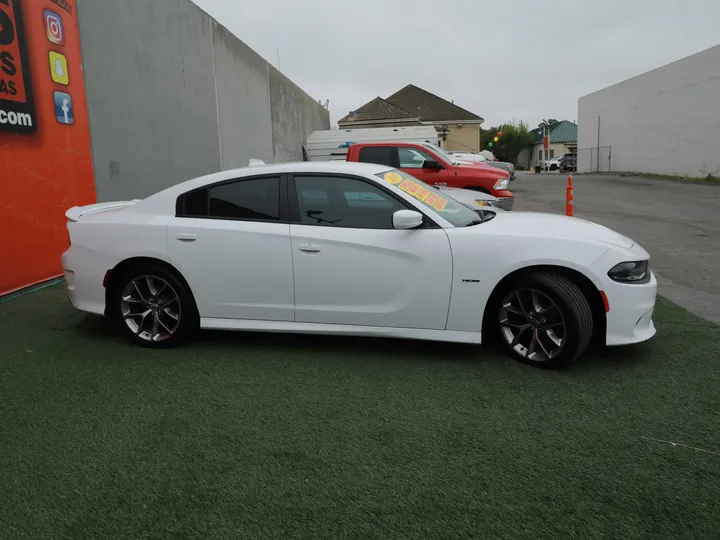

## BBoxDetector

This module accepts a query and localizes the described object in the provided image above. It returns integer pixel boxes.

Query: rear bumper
[62,245,109,316]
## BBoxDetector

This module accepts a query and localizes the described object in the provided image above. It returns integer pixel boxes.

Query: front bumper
[604,271,658,346]
[497,197,514,211]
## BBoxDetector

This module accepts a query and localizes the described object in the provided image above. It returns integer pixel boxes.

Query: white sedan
[62,161,657,368]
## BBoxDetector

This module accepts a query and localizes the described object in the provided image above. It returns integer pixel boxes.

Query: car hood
[490,212,635,248]
[439,186,497,203]
[454,161,509,178]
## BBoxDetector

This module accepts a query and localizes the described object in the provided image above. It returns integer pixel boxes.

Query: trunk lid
[65,201,138,222]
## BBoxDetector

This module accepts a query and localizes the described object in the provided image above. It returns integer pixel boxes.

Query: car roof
[139,161,392,211]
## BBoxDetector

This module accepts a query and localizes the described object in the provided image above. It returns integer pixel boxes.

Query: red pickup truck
[346,142,513,210]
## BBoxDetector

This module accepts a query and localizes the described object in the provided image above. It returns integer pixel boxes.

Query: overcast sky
[193,0,720,130]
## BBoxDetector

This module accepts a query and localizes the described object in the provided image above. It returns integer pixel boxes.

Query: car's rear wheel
[111,264,198,348]
[495,272,593,368]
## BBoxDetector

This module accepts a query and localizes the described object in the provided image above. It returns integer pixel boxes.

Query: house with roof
[518,120,578,169]
[338,85,485,152]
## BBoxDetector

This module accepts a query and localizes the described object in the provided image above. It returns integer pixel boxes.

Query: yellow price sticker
[384,172,403,185]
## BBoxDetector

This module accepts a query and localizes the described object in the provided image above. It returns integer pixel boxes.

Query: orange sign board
[543,135,549,150]
[0,0,95,294]
[0,0,34,128]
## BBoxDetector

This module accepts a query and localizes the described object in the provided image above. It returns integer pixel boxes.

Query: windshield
[423,143,459,165]
[376,170,481,227]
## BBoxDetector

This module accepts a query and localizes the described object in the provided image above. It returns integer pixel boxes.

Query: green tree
[481,121,532,164]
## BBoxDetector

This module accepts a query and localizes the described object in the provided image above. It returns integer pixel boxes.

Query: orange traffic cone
[565,176,574,216]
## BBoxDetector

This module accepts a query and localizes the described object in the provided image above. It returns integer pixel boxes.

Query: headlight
[475,200,495,208]
[608,261,649,283]
[493,178,509,190]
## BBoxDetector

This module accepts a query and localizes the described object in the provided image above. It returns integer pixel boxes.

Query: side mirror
[422,159,443,170]
[392,210,424,230]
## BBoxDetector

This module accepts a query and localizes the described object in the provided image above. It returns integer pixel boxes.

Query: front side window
[423,143,457,164]
[294,175,406,229]
[376,169,479,227]
[398,147,437,169]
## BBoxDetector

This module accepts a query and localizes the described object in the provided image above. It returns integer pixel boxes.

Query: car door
[397,146,450,187]
[167,174,294,321]
[289,173,453,330]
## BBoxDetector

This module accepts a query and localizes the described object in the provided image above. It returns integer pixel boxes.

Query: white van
[305,126,441,162]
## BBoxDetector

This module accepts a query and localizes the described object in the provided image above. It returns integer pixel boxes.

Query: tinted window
[357,146,399,167]
[207,177,280,221]
[295,176,406,229]
[180,189,208,217]
[398,147,437,168]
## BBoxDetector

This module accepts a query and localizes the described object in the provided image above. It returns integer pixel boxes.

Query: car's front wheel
[495,272,593,368]
[111,264,198,348]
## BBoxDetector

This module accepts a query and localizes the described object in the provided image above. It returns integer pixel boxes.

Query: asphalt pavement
[511,171,720,324]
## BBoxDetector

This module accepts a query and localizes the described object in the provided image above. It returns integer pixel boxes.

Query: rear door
[288,173,453,329]
[167,174,294,321]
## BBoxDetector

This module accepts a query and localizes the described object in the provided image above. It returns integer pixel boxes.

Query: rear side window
[177,176,280,221]
[209,178,280,221]
[357,146,399,167]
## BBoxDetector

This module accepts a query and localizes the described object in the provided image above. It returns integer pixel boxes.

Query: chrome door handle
[176,233,197,242]
[298,244,321,253]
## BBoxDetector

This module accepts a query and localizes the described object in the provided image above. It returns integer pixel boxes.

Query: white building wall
[577,45,720,177]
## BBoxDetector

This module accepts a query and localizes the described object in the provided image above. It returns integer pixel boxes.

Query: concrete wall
[578,45,720,177]
[77,0,329,201]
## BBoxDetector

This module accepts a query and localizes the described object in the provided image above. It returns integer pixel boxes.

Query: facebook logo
[54,91,74,125]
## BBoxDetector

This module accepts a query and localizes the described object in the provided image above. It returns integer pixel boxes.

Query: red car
[346,142,513,210]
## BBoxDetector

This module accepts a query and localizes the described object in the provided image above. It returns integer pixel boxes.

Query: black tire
[492,272,593,368]
[110,263,199,348]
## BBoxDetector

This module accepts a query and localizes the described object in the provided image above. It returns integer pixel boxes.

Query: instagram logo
[44,10,64,45]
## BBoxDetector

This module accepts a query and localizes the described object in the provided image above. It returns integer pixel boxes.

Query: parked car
[450,152,516,181]
[346,142,513,210]
[438,186,505,212]
[560,153,577,172]
[63,161,657,368]
[544,156,563,171]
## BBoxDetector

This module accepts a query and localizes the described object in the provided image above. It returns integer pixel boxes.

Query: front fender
[444,229,611,333]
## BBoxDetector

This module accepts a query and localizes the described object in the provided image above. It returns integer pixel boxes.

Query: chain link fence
[577,146,612,173]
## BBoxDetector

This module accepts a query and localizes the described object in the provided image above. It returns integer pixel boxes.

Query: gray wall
[577,45,720,177]
[77,0,329,201]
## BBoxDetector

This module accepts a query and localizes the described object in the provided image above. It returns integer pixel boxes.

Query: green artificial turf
[1,285,719,539]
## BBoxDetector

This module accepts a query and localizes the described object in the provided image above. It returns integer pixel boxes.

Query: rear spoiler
[65,200,138,222]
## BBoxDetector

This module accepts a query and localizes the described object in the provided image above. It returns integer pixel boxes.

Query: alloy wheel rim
[120,275,181,342]
[498,288,566,361]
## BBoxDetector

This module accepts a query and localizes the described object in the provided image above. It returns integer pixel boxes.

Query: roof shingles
[338,97,416,125]
[386,85,484,123]
[529,120,578,144]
